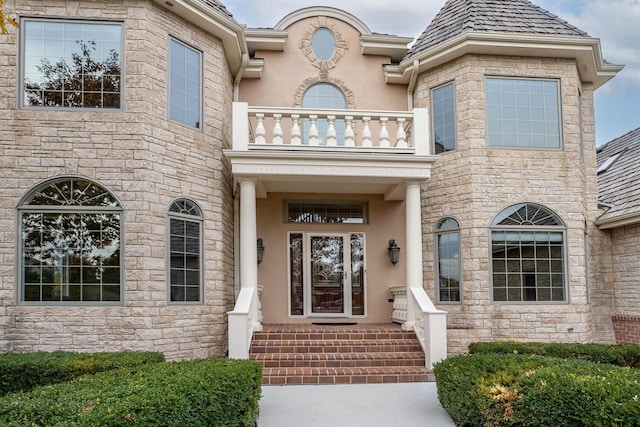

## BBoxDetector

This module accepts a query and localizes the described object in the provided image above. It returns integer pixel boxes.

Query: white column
[239,178,258,288]
[404,181,423,330]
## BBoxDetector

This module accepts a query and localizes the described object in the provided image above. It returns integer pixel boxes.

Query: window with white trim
[19,178,122,303]
[486,77,561,149]
[168,199,203,303]
[21,19,123,108]
[491,203,566,302]
[169,38,202,129]
[436,218,461,302]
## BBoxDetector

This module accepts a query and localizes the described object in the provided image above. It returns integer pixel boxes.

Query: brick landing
[250,323,434,385]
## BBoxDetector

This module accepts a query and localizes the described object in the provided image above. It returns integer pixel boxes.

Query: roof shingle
[597,128,640,222]
[405,0,590,60]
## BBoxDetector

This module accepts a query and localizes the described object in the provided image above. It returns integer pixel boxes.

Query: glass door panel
[350,233,365,316]
[310,235,344,314]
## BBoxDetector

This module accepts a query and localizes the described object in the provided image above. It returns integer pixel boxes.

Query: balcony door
[289,232,365,317]
[302,83,346,144]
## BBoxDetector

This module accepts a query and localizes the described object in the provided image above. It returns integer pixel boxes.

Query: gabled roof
[406,0,589,59]
[596,127,640,229]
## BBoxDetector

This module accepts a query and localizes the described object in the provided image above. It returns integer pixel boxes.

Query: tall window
[19,178,122,303]
[302,83,346,144]
[486,77,561,149]
[491,203,566,302]
[168,199,203,303]
[21,19,123,108]
[432,82,456,154]
[436,218,461,302]
[169,38,202,129]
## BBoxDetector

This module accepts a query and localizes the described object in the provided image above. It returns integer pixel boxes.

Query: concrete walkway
[258,382,456,427]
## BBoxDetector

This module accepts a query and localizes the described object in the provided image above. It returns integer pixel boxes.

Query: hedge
[0,351,165,396]
[434,353,640,427]
[469,341,640,368]
[0,358,262,427]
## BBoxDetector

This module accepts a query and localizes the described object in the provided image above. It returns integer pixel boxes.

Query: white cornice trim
[274,6,371,34]
[360,34,413,62]
[386,32,624,88]
[596,212,640,230]
[153,0,246,74]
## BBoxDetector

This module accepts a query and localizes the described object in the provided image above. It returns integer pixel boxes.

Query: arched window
[435,218,461,302]
[19,177,122,303]
[302,83,346,144]
[168,199,203,303]
[491,203,566,302]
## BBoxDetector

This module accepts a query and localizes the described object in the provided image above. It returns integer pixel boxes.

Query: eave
[152,0,246,75]
[596,211,640,230]
[386,32,624,89]
[360,34,413,63]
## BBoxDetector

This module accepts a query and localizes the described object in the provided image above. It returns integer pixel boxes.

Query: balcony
[226,102,438,199]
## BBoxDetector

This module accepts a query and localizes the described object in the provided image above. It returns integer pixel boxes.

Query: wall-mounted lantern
[257,238,265,264]
[387,239,400,266]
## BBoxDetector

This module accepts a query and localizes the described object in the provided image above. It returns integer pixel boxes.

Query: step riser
[251,344,423,353]
[254,359,424,368]
[263,372,435,385]
[254,333,416,341]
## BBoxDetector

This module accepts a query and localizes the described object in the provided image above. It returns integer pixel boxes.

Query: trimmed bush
[0,351,164,396]
[434,353,640,427]
[468,341,640,368]
[0,358,262,427]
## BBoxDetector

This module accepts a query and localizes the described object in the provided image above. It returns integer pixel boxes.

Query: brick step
[253,330,417,341]
[250,339,423,354]
[261,366,434,385]
[251,351,425,368]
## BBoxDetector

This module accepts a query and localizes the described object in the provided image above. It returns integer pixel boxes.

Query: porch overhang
[224,150,437,200]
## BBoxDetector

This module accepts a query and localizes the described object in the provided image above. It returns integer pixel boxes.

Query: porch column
[239,178,259,324]
[404,181,423,330]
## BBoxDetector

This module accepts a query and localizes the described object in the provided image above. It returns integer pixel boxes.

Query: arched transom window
[491,203,566,302]
[19,178,122,303]
[168,199,203,303]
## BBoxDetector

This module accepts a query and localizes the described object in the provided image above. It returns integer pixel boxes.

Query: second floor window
[21,19,123,109]
[432,82,456,154]
[169,38,202,129]
[486,77,561,149]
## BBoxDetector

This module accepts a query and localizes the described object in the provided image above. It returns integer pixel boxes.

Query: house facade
[0,0,628,362]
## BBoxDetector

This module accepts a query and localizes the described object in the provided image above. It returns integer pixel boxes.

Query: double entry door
[289,232,365,317]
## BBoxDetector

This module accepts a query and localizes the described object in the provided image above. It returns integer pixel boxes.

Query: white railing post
[362,117,372,147]
[232,102,249,151]
[291,114,301,145]
[344,116,355,147]
[379,117,390,148]
[412,108,430,155]
[326,116,337,146]
[254,113,266,145]
[309,115,320,146]
[272,114,283,145]
[396,118,408,148]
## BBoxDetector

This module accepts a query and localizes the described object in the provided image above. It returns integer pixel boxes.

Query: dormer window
[311,27,335,61]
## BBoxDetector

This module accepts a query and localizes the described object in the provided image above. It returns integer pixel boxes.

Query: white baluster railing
[234,105,429,153]
[228,286,261,359]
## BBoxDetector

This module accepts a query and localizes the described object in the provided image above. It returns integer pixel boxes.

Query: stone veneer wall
[611,224,640,318]
[0,0,236,360]
[413,54,608,355]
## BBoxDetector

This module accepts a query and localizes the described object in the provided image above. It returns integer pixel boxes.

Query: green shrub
[434,353,640,427]
[0,358,262,427]
[0,351,164,396]
[468,341,640,367]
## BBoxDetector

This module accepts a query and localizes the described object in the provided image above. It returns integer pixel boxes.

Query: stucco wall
[239,15,407,111]
[0,0,235,359]
[256,193,405,323]
[413,54,605,354]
